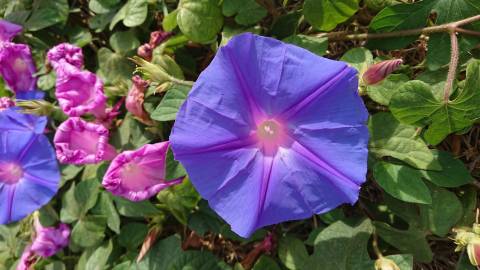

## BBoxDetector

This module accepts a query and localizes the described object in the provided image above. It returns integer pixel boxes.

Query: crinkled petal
[47,43,84,70]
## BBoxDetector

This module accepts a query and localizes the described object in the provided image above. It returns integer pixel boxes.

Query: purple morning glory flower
[0,129,60,224]
[0,42,37,93]
[0,19,22,42]
[30,219,70,258]
[102,142,183,201]
[170,33,369,237]
[47,43,84,70]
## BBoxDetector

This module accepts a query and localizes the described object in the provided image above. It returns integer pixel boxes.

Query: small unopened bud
[137,43,153,61]
[149,31,173,48]
[362,59,403,85]
[0,97,14,111]
[468,239,480,266]
[15,99,54,116]
[131,56,172,84]
[374,257,400,270]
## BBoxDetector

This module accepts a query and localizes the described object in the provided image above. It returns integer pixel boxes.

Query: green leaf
[85,240,113,270]
[270,11,302,39]
[385,254,414,270]
[60,183,81,223]
[97,47,134,84]
[163,9,179,31]
[222,0,267,26]
[420,150,472,187]
[340,47,374,76]
[368,112,441,170]
[283,35,327,56]
[123,0,148,27]
[366,74,409,105]
[310,219,374,270]
[91,192,121,234]
[25,0,69,31]
[373,161,432,204]
[109,31,140,54]
[303,0,360,31]
[118,222,148,249]
[71,216,107,248]
[419,187,463,236]
[112,196,161,217]
[177,0,224,44]
[458,187,477,226]
[151,84,191,121]
[368,0,434,50]
[390,61,480,145]
[68,27,93,47]
[89,0,121,14]
[252,256,281,270]
[169,250,231,270]
[157,179,200,224]
[278,236,309,270]
[136,235,183,270]
[426,0,480,70]
[188,200,224,236]
[374,221,433,263]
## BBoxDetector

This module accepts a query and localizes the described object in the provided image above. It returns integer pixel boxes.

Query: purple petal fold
[31,221,70,258]
[0,19,22,42]
[53,117,116,164]
[0,42,37,93]
[171,33,369,237]
[103,142,183,201]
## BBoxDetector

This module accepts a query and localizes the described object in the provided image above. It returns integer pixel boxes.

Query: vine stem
[314,14,480,41]
[372,232,383,259]
[443,29,459,102]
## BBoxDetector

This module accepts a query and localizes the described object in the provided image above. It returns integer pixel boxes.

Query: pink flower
[31,221,70,258]
[47,43,84,70]
[0,42,37,92]
[54,63,107,117]
[54,117,117,164]
[362,59,403,85]
[0,19,22,42]
[126,76,153,125]
[149,31,173,47]
[16,245,35,270]
[137,43,153,61]
[0,97,14,111]
[103,142,183,201]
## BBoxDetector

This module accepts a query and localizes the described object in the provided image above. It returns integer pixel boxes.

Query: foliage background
[1,0,480,269]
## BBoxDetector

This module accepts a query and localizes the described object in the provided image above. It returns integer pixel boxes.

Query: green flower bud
[374,257,400,270]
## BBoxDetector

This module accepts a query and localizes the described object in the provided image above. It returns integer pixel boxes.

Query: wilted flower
[170,33,369,237]
[54,63,107,117]
[0,42,37,93]
[0,122,60,224]
[54,117,117,164]
[47,43,84,70]
[137,43,153,61]
[126,75,153,125]
[0,97,14,111]
[31,219,70,258]
[375,257,400,270]
[103,142,183,201]
[149,31,173,47]
[0,19,22,42]
[362,59,403,85]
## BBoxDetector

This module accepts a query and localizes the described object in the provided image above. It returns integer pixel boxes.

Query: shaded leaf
[304,0,360,31]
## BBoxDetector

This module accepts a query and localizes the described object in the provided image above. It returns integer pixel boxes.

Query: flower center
[13,58,27,72]
[0,162,24,184]
[257,120,281,141]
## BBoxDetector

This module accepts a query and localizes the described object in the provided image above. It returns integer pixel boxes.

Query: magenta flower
[54,63,107,117]
[0,97,14,111]
[53,117,116,164]
[47,43,84,70]
[17,244,35,270]
[0,20,22,42]
[0,42,37,93]
[103,142,183,201]
[137,43,153,61]
[126,75,153,125]
[0,129,60,224]
[170,33,369,237]
[362,59,403,85]
[149,31,173,47]
[31,220,70,258]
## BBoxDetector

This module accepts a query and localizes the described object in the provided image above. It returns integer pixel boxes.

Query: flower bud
[374,257,400,270]
[131,56,171,84]
[149,31,173,48]
[15,99,54,116]
[362,59,403,85]
[137,43,153,61]
[468,239,480,266]
[126,75,153,125]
